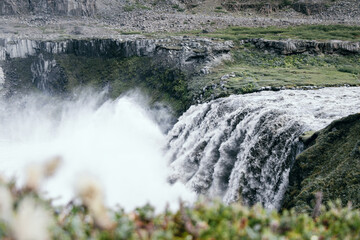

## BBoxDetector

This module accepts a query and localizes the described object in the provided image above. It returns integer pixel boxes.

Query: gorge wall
[0,0,96,16]
[249,38,360,55]
[0,37,232,113]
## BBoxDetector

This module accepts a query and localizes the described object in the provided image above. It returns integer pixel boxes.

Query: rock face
[292,0,329,15]
[0,37,232,98]
[250,38,360,55]
[0,36,232,71]
[0,0,96,16]
[283,113,360,212]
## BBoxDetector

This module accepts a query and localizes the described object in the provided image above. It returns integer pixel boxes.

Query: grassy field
[184,25,360,41]
[190,44,360,102]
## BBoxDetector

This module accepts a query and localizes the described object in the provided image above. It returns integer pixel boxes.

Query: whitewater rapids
[167,87,360,209]
[0,90,195,210]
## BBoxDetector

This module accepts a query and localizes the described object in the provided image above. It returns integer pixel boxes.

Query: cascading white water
[0,89,195,210]
[167,87,360,209]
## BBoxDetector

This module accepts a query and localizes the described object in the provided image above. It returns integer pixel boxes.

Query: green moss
[283,113,360,212]
[55,55,190,115]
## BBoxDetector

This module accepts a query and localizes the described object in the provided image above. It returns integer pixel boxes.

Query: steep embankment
[283,113,360,211]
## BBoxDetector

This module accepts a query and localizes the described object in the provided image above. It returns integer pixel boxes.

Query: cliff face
[250,38,360,55]
[0,0,96,16]
[0,37,232,112]
[0,37,232,74]
[283,113,360,212]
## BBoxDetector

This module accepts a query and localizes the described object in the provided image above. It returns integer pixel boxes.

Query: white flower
[43,156,62,178]
[75,175,114,230]
[11,197,53,240]
[25,157,62,191]
[25,163,43,191]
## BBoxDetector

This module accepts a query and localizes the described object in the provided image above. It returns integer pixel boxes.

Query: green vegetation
[283,113,360,212]
[187,25,360,41]
[115,30,142,35]
[221,0,339,15]
[190,46,360,102]
[123,2,151,12]
[172,4,185,12]
[173,24,360,103]
[55,55,190,114]
[1,175,360,240]
[123,5,136,12]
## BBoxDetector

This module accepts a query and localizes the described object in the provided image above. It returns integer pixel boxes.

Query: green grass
[190,47,360,101]
[116,31,142,35]
[123,3,151,12]
[185,25,360,41]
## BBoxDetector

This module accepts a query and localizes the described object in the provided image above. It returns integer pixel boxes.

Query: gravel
[0,0,359,40]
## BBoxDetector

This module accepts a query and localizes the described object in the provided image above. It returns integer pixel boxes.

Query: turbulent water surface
[167,87,360,209]
[1,86,360,210]
[0,90,194,210]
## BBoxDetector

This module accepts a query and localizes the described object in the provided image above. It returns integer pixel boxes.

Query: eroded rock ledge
[249,38,360,55]
[0,36,232,100]
[0,36,232,71]
[0,0,96,16]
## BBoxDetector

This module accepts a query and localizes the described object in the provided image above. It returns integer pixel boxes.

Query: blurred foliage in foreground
[1,160,360,240]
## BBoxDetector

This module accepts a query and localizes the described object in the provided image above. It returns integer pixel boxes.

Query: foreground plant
[0,158,360,239]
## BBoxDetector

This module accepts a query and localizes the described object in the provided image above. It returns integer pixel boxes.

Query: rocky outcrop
[250,38,360,55]
[292,0,329,16]
[0,0,96,16]
[0,36,232,70]
[0,36,232,96]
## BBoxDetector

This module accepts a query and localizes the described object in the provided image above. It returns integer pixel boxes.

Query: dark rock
[0,0,96,16]
[252,39,360,55]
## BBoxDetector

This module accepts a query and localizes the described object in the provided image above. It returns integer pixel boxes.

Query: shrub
[338,65,360,75]
[0,159,360,239]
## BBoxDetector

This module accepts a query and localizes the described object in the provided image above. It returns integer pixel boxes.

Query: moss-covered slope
[55,55,190,114]
[283,113,360,212]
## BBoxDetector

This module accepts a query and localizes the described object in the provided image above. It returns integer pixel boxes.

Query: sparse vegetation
[190,45,360,102]
[189,25,360,41]
[123,2,151,12]
[172,4,185,12]
[123,5,135,12]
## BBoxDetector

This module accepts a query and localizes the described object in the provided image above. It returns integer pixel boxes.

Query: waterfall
[0,89,194,210]
[167,87,360,209]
